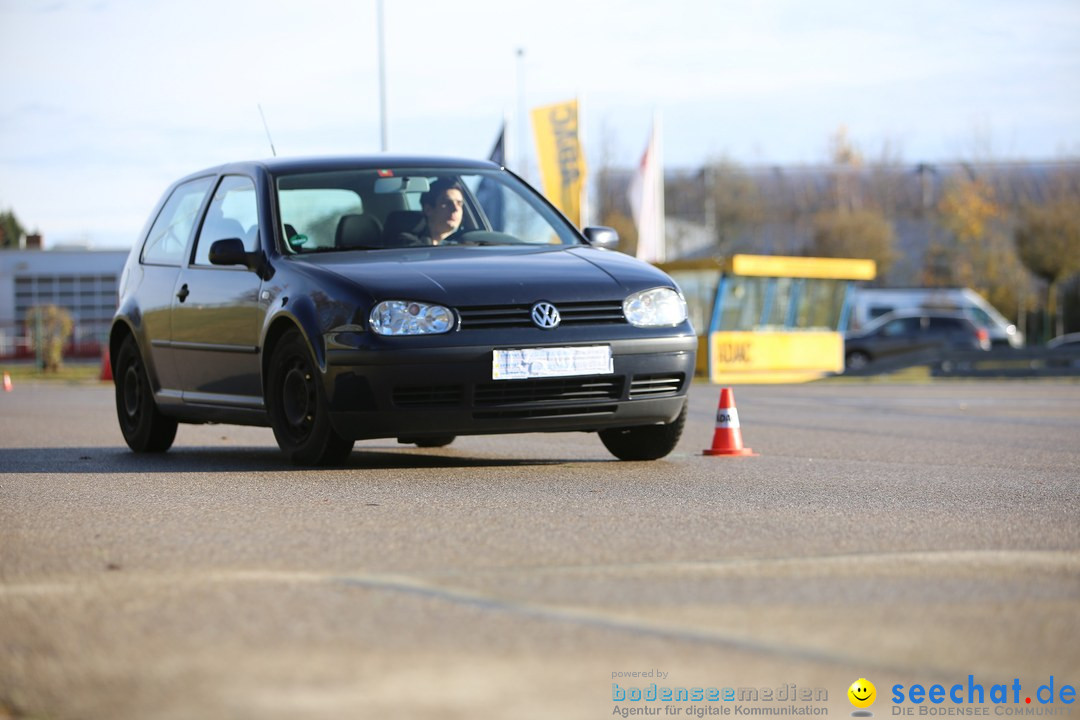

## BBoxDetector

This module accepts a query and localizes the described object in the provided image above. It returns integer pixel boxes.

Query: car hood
[292,246,671,305]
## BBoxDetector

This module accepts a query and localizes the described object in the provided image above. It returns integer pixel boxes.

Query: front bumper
[323,334,697,441]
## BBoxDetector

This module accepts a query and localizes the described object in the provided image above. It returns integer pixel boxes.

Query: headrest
[335,214,384,249]
[381,210,425,243]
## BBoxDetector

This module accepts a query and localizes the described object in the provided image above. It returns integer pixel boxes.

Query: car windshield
[275,167,582,254]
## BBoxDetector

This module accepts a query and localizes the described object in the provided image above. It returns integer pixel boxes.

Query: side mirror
[582,226,619,250]
[209,238,257,269]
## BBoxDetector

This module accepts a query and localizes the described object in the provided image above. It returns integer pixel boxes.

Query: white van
[848,288,1024,348]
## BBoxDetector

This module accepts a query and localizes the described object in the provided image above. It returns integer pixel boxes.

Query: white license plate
[492,345,613,380]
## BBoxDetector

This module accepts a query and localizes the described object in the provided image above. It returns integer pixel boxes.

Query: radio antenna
[257,103,277,157]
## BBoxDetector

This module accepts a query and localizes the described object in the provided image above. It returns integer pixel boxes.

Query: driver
[399,178,465,245]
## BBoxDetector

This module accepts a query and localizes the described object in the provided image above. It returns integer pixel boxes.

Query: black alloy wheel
[114,336,178,453]
[267,329,354,466]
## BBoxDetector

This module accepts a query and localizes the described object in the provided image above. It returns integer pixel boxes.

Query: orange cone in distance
[703,387,757,456]
[99,348,112,382]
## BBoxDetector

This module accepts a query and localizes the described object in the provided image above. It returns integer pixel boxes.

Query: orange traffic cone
[703,387,757,456]
[2,372,11,392]
[99,348,112,382]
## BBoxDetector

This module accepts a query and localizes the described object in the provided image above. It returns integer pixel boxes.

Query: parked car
[844,310,990,370]
[848,287,1023,348]
[110,156,697,465]
[1046,333,1080,351]
[1046,333,1080,370]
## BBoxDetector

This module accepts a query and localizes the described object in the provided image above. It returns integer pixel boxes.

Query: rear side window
[881,317,920,336]
[928,317,965,332]
[141,177,214,266]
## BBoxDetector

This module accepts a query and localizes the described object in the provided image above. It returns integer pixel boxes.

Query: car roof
[181,155,502,180]
[1047,332,1080,349]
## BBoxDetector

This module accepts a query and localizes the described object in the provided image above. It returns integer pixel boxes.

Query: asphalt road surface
[2,379,1078,720]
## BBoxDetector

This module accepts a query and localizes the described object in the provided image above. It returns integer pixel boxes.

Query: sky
[1,0,1079,250]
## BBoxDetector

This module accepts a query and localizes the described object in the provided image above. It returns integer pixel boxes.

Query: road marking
[2,550,1075,676]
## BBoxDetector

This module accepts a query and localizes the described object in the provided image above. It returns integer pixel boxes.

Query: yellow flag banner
[531,99,587,226]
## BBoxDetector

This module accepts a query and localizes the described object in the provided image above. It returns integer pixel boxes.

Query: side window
[193,176,259,266]
[928,318,962,333]
[881,317,919,337]
[141,177,214,266]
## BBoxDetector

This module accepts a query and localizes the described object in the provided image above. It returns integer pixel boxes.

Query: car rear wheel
[114,336,178,453]
[599,401,686,461]
[267,329,354,466]
[845,350,871,371]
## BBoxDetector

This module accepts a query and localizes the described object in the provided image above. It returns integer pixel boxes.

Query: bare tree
[806,209,897,277]
[704,159,764,255]
[25,305,74,372]
[1014,199,1080,336]
[593,118,638,256]
[933,176,1030,321]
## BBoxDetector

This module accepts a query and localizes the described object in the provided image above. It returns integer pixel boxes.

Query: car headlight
[370,300,454,336]
[624,287,687,327]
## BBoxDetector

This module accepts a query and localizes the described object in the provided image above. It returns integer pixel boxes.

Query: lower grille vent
[628,373,685,399]
[392,385,464,407]
[474,405,617,420]
[475,377,623,405]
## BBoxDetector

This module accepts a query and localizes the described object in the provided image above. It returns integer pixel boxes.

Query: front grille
[458,301,625,329]
[392,385,464,407]
[474,377,623,405]
[628,373,685,399]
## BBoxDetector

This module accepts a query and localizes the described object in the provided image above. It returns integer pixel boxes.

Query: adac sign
[709,331,844,384]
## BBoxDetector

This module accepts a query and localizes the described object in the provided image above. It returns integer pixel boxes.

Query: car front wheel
[267,329,354,466]
[114,335,178,453]
[845,350,871,371]
[599,401,686,461]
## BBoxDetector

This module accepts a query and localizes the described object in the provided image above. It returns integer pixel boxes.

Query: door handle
[176,284,190,302]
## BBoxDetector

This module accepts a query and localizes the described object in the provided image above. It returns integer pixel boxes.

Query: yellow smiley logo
[848,678,876,709]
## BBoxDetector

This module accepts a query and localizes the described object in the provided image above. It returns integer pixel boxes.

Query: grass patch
[0,362,105,384]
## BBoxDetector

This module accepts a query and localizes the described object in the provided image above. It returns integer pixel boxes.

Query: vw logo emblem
[531,302,561,329]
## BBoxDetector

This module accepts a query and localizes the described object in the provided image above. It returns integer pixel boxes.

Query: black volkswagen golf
[111,156,697,465]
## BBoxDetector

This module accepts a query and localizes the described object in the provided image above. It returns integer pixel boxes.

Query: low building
[0,248,130,359]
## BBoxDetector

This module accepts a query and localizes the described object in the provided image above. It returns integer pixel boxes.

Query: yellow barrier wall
[709,331,844,384]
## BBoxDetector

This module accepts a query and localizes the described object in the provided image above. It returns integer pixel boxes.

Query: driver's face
[424,188,464,235]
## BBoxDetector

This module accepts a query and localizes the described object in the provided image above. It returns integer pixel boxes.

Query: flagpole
[502,110,511,169]
[578,93,589,227]
[376,0,388,151]
[515,48,528,181]
[654,110,665,262]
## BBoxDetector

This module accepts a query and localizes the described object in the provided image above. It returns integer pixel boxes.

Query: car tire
[267,329,354,466]
[599,401,686,461]
[845,350,871,371]
[114,335,178,453]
